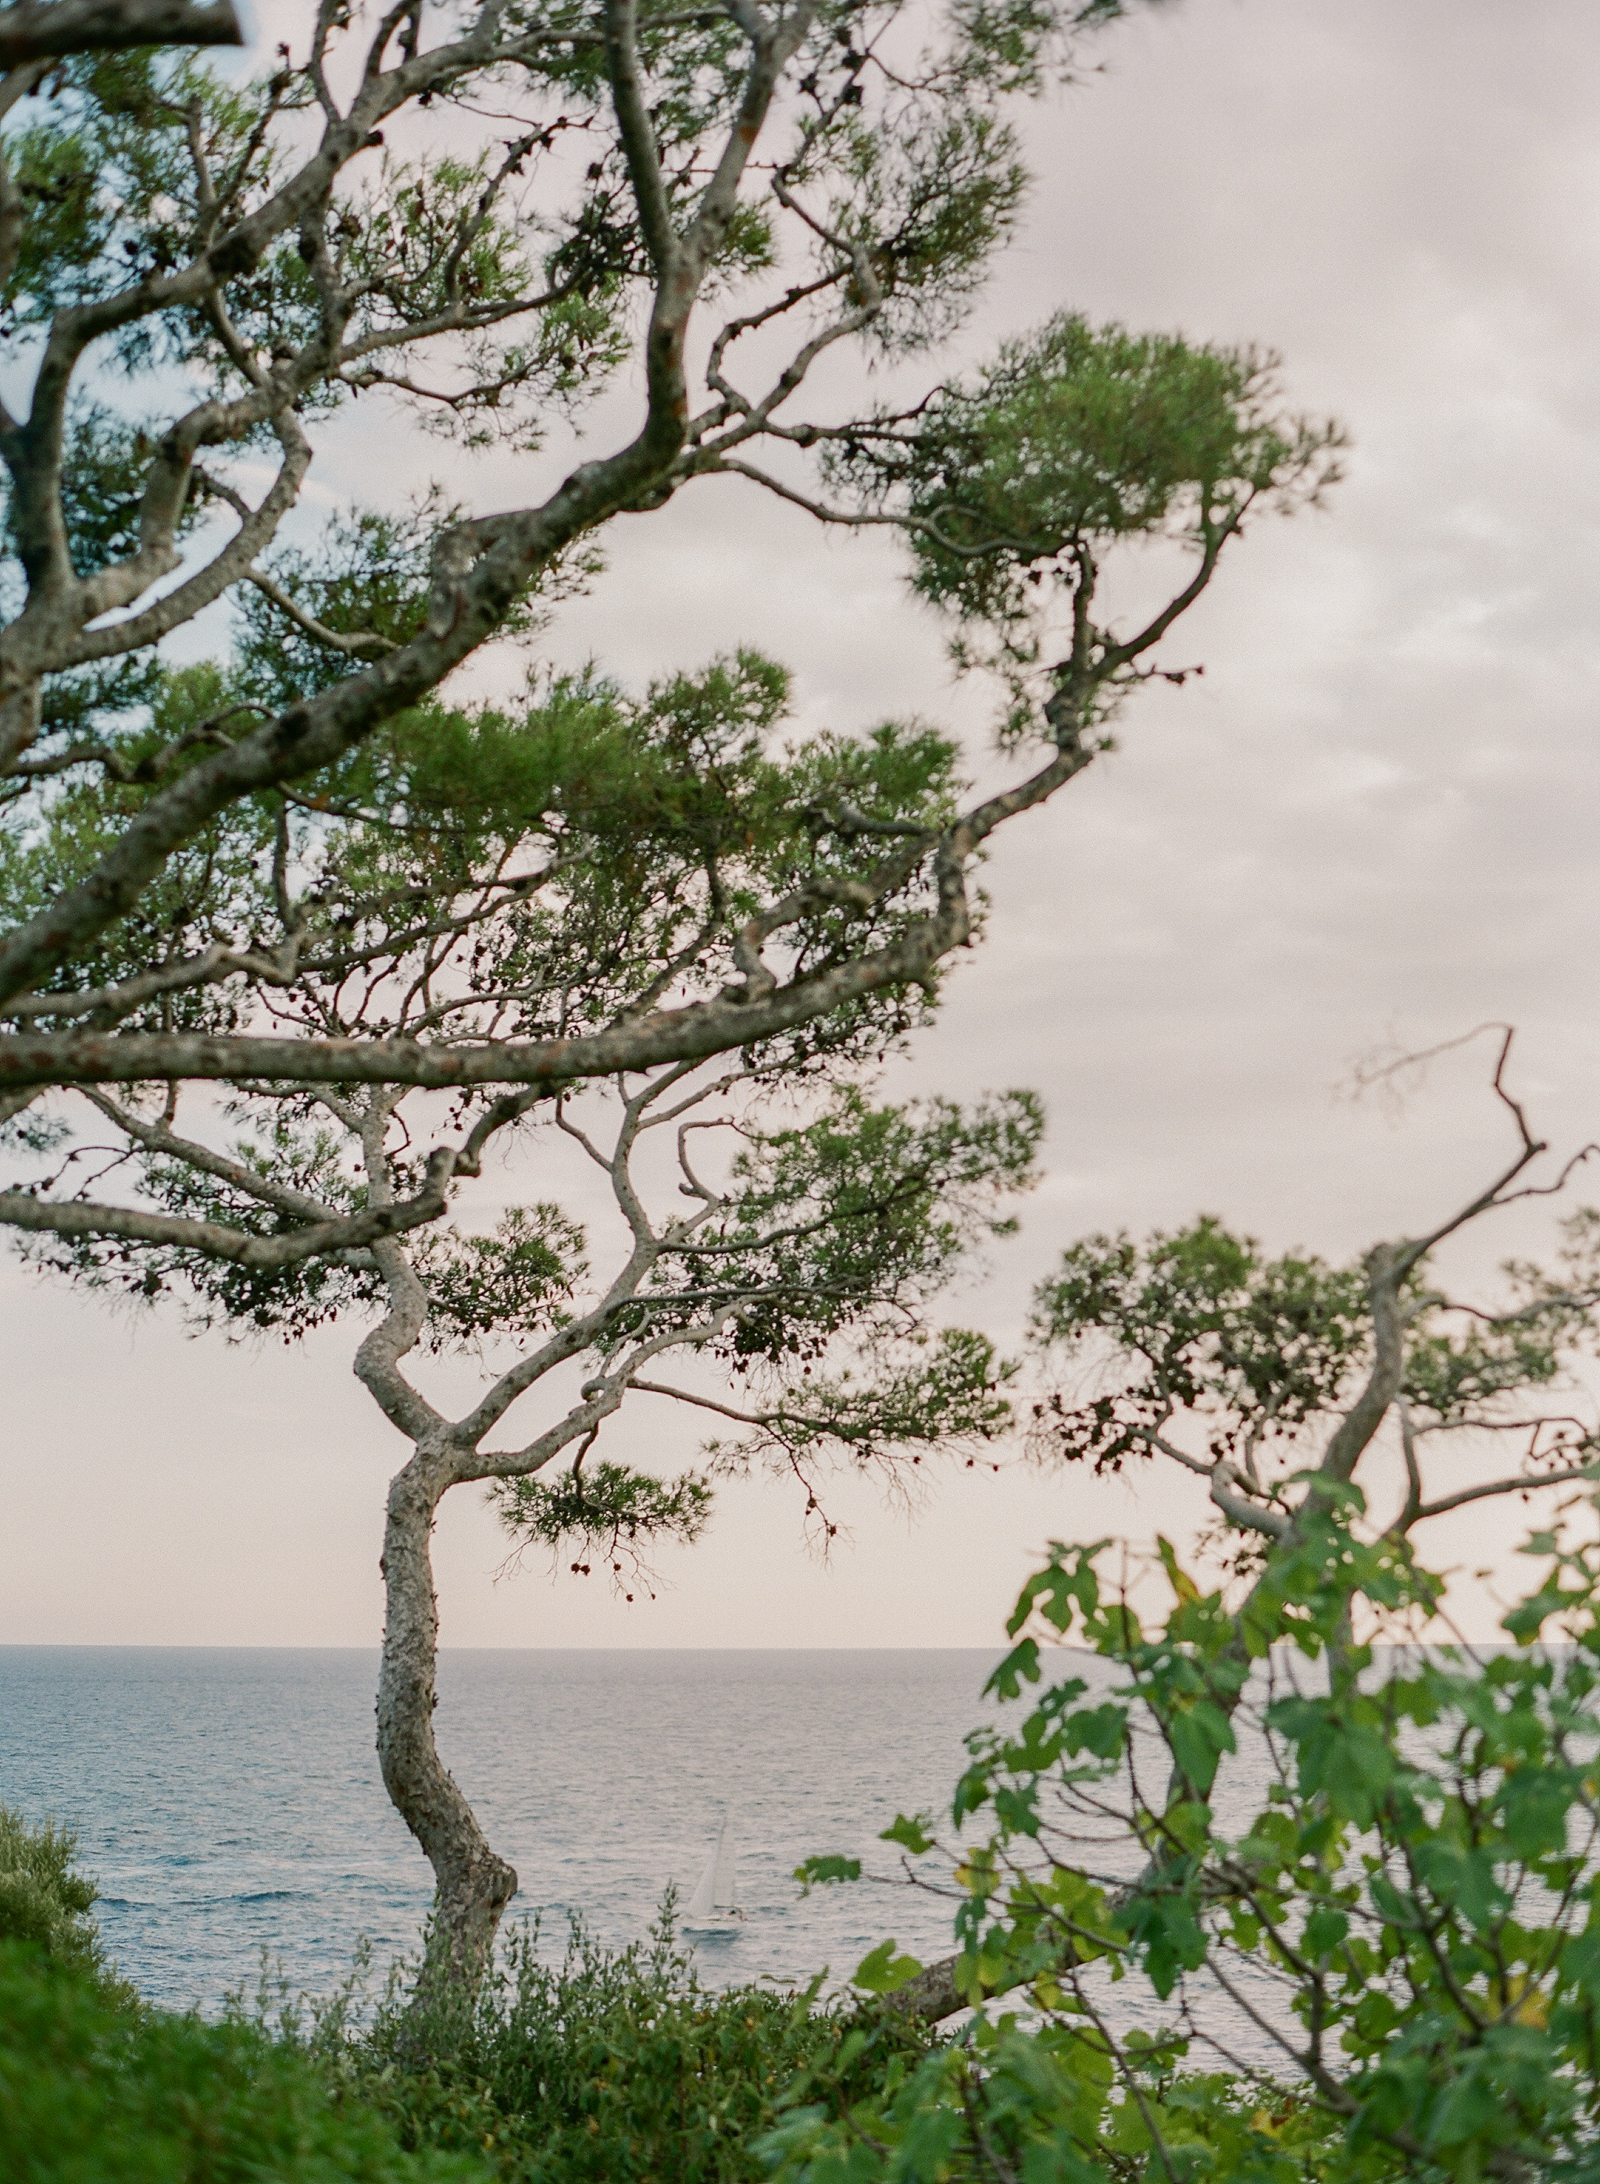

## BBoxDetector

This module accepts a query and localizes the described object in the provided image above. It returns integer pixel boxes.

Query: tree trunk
[377,1446,517,2001]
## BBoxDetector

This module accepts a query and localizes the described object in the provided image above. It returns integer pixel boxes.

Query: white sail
[685,1816,740,1922]
[710,1820,738,1912]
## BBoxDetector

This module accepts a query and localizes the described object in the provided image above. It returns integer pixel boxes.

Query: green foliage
[0,1810,480,2177]
[477,1089,1038,1571]
[0,660,281,1041]
[16,677,1037,1466]
[0,0,1279,1073]
[0,1941,489,2183]
[0,401,206,589]
[8,650,977,1334]
[299,1917,933,2184]
[414,1206,588,1355]
[823,314,1343,739]
[0,1807,116,1992]
[12,644,1040,1603]
[706,1325,1016,1475]
[0,44,626,420]
[824,108,1027,353]
[1026,1211,1600,1507]
[844,313,1339,614]
[761,2021,1338,2184]
[232,498,578,713]
[849,1940,926,1996]
[0,1814,925,2184]
[1028,1216,1372,1477]
[0,0,1150,638]
[689,1088,1043,1354]
[4,643,963,1056]
[948,0,1158,94]
[771,1509,1600,2184]
[495,1460,712,1587]
[4,51,291,343]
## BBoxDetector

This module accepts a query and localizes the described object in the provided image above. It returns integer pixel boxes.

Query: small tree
[770,1050,1600,2179]
[779,1509,1600,2184]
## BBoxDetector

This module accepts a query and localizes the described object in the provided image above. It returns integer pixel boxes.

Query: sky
[3,0,1600,1648]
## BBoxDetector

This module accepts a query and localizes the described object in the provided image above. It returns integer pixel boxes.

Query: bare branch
[244,568,398,658]
[1412,1462,1598,1525]
[1209,1458,1290,1540]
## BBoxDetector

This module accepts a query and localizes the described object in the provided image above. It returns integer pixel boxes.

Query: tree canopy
[0,0,1311,1117]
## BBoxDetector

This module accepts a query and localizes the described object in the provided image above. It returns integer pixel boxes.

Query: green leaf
[987,1638,1042,1699]
[794,1855,862,1889]
[880,1814,937,1857]
[851,1940,925,1996]
[1302,1906,1348,1958]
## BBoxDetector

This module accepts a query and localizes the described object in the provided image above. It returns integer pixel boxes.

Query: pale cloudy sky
[3,0,1599,1648]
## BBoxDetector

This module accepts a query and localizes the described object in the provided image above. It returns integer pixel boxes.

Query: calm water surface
[0,1647,1013,2011]
[1,1644,1312,2072]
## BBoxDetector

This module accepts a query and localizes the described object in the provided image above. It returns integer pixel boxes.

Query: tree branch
[0,0,242,66]
[1412,1462,1597,1525]
[0,737,1091,1081]
[0,1144,455,1267]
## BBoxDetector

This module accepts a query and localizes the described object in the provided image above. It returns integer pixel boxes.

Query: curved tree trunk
[377,1445,517,2000]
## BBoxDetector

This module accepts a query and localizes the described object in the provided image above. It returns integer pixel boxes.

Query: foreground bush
[0,1940,498,2184]
[0,1802,927,2184]
[0,1806,492,2184]
[0,1804,122,1992]
[305,1915,935,2184]
[781,1505,1600,2184]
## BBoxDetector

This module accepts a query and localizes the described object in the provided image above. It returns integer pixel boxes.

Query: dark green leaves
[695,1088,1043,1349]
[1028,1217,1370,1480]
[822,314,1343,738]
[0,1806,110,1989]
[493,1462,712,1580]
[414,1206,587,1355]
[794,1855,863,1888]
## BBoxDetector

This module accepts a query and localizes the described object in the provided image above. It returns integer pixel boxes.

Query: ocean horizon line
[0,1639,1014,1654]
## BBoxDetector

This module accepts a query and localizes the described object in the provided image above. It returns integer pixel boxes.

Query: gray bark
[376,1445,517,1997]
[0,1,242,66]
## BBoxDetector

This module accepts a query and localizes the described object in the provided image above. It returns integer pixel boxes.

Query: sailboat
[683,1815,744,1928]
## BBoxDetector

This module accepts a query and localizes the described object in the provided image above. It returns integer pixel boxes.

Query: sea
[1,1643,1306,2069]
[0,1646,1024,2014]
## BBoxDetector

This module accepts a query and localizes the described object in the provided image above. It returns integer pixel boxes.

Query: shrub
[0,1804,493,2183]
[0,1804,114,1987]
[307,1913,935,2183]
[0,1941,495,2184]
[777,1507,1600,2184]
